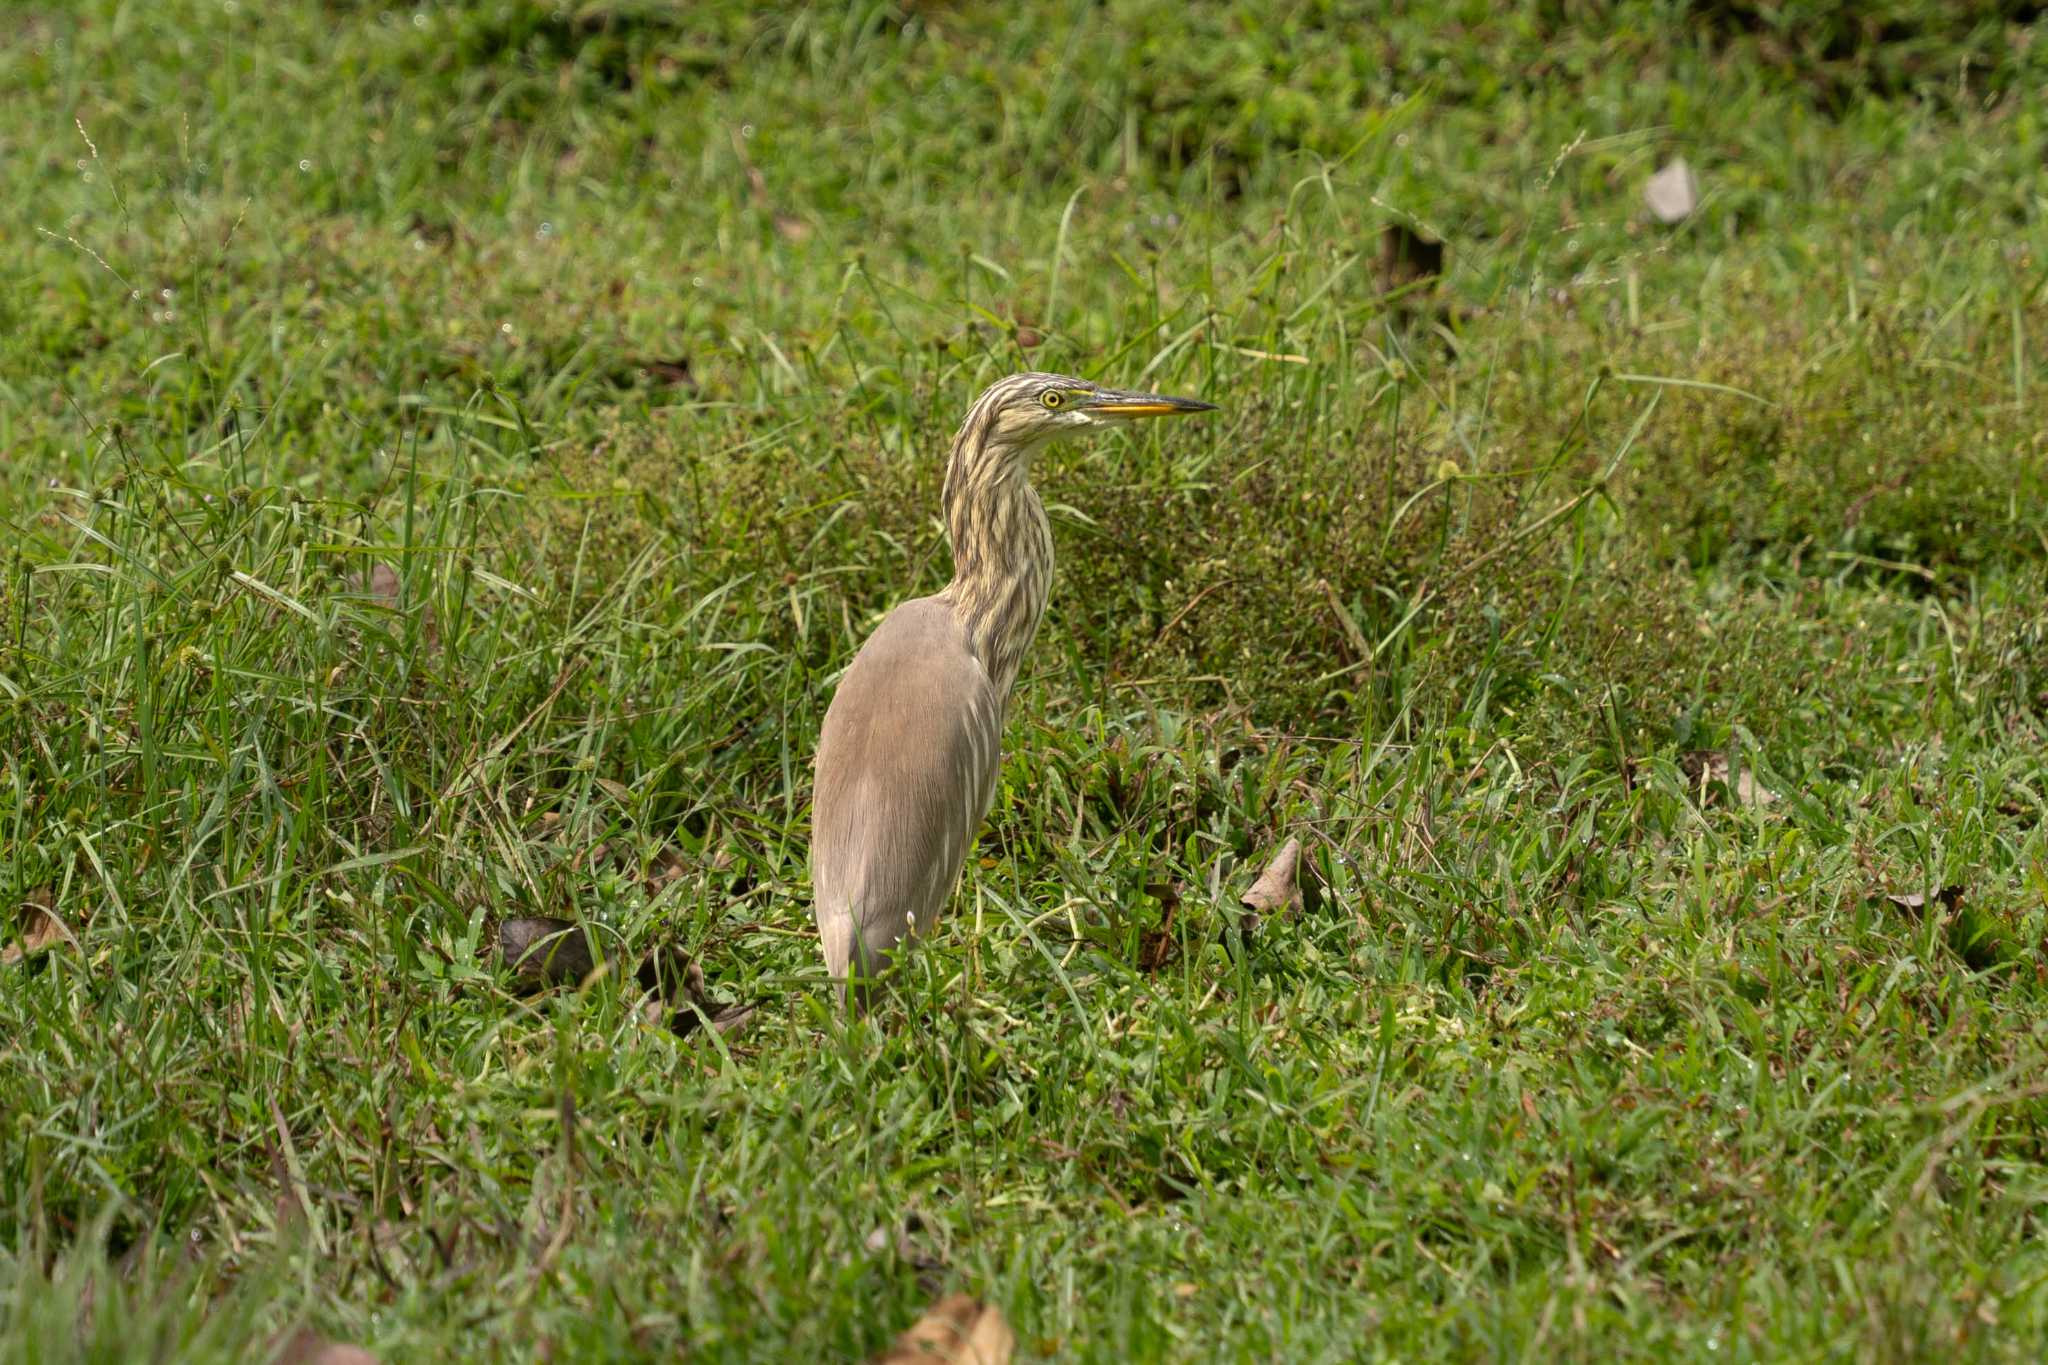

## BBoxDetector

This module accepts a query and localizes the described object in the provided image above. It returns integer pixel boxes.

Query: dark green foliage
[3,1,2047,1359]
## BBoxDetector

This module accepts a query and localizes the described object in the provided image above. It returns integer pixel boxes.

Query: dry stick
[1149,579,1236,651]
[1318,579,1370,665]
[269,1097,326,1256]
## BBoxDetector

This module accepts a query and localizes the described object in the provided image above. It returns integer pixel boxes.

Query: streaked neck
[938,431,1054,699]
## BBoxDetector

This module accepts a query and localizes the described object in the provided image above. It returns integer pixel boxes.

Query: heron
[811,372,1217,1004]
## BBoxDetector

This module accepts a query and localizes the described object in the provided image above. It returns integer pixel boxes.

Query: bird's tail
[815,894,892,1012]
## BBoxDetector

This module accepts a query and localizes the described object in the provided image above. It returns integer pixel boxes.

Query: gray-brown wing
[811,596,1004,987]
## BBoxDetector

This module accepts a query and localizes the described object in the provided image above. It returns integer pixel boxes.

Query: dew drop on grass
[740,124,755,139]
[413,11,428,27]
[299,159,312,172]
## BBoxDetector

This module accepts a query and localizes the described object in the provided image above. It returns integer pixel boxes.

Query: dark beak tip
[1091,392,1220,416]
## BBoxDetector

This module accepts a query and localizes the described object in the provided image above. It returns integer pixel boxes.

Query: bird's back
[811,595,1004,992]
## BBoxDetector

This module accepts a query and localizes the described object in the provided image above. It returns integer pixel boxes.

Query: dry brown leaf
[636,945,758,1040]
[639,356,698,389]
[1377,222,1444,295]
[2,887,74,966]
[701,1003,758,1038]
[872,1295,1013,1365]
[644,846,689,896]
[1240,838,1303,915]
[499,916,598,989]
[1886,885,1965,915]
[272,1327,379,1365]
[1136,882,1182,973]
[636,943,704,1004]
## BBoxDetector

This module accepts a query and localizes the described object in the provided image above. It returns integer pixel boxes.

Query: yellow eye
[1041,391,1064,409]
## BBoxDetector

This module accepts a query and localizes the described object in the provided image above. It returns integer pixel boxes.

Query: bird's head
[975,372,1217,449]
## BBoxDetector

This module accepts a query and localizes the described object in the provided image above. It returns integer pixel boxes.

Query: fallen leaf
[1240,838,1303,915]
[636,944,757,1040]
[1885,885,1965,914]
[272,1327,379,1365]
[636,943,704,1004]
[1377,221,1444,295]
[2,887,73,966]
[1645,157,1700,224]
[700,1003,758,1038]
[638,356,697,389]
[872,1295,1013,1365]
[1882,884,2016,969]
[499,916,598,989]
[1136,881,1182,972]
[644,846,689,895]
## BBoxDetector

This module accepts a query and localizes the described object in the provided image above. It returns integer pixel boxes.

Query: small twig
[1149,579,1235,650]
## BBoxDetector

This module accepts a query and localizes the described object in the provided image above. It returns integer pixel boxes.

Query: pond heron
[811,372,1217,1004]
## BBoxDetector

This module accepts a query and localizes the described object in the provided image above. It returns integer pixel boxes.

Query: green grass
[4,1,2048,1359]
